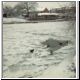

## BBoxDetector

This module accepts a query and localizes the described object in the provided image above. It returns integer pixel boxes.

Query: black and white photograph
[1,0,79,79]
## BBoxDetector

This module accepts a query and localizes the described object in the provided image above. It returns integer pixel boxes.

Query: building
[28,8,60,20]
[37,13,59,20]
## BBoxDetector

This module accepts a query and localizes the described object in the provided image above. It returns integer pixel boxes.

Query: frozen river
[3,21,76,78]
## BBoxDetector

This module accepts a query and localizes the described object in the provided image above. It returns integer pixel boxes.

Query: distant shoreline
[3,19,75,24]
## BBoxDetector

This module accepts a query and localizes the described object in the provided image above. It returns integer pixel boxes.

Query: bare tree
[3,5,14,17]
[14,2,38,16]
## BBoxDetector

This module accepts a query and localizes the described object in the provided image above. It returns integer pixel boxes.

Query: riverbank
[3,18,75,24]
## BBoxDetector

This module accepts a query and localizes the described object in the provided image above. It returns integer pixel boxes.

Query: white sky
[37,2,73,10]
[3,2,75,10]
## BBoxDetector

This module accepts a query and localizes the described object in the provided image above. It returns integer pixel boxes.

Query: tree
[59,2,76,20]
[14,2,38,16]
[3,5,14,17]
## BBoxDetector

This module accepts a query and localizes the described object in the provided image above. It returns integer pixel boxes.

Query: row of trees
[50,2,76,20]
[3,2,76,20]
[3,2,38,17]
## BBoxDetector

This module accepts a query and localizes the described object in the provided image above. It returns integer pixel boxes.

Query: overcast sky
[3,2,75,10]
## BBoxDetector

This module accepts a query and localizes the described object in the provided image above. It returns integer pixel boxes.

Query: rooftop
[38,13,60,16]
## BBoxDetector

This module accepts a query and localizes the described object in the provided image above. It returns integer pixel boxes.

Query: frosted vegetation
[3,21,76,78]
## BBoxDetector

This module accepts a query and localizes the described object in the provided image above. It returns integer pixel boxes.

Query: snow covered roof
[38,13,59,16]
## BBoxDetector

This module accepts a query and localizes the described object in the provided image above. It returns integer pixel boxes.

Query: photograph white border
[0,0,79,79]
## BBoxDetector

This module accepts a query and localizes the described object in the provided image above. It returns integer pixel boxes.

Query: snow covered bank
[3,18,72,24]
[38,50,76,78]
[3,18,27,24]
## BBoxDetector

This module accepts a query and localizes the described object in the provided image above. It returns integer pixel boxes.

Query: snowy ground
[3,20,76,78]
[3,18,27,23]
